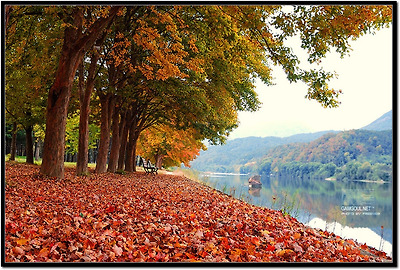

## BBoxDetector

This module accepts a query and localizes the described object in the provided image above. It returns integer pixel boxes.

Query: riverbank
[5,163,392,263]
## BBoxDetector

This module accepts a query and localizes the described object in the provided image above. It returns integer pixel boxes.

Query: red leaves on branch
[5,163,392,263]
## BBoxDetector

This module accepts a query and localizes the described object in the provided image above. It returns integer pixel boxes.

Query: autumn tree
[93,6,214,172]
[111,5,269,173]
[6,4,392,178]
[5,6,62,164]
[93,4,393,173]
[64,110,99,161]
[75,28,109,175]
[137,124,206,169]
[93,9,137,173]
[39,6,122,178]
[89,6,145,173]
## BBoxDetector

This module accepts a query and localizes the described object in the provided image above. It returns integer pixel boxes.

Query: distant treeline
[189,130,338,173]
[244,129,392,181]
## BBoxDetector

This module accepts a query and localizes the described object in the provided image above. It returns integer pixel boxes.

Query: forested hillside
[189,110,393,179]
[255,129,392,181]
[189,131,337,172]
[362,110,392,131]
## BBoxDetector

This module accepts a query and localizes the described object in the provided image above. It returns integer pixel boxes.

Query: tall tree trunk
[40,9,86,178]
[76,62,90,175]
[34,139,42,161]
[125,123,140,172]
[10,121,17,161]
[76,46,102,175]
[5,6,12,29]
[132,143,138,171]
[117,110,132,171]
[25,125,34,164]
[155,154,163,169]
[95,93,114,173]
[40,44,83,177]
[107,107,122,172]
[125,109,150,172]
[40,6,121,178]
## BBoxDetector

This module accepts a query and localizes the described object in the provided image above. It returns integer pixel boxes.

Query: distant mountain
[190,111,393,173]
[256,129,392,181]
[362,110,392,131]
[189,130,337,173]
[262,129,392,167]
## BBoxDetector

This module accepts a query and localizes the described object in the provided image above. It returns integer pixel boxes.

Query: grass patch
[5,155,40,165]
[5,155,96,168]
[115,169,126,175]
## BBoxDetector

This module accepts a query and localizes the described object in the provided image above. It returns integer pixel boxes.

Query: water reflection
[308,217,392,256]
[198,172,393,256]
[248,187,262,197]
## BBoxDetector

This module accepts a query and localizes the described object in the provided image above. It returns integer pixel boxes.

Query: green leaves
[65,110,100,155]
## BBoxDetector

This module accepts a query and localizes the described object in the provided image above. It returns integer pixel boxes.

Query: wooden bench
[138,156,158,175]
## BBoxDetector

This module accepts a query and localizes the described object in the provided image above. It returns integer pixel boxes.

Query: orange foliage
[137,124,206,168]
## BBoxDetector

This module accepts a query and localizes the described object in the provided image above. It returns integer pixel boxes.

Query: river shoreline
[173,168,393,256]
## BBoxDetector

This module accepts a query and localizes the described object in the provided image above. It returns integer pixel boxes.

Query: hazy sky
[229,26,393,139]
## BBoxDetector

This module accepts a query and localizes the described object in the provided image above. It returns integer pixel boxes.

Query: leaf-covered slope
[5,163,392,262]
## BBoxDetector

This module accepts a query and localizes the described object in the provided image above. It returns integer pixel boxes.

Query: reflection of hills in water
[260,177,393,229]
[249,186,261,197]
[307,217,392,256]
[247,175,392,254]
[341,188,377,206]
[245,175,392,243]
[196,171,392,252]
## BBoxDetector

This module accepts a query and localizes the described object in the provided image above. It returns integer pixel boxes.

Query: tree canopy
[5,4,393,178]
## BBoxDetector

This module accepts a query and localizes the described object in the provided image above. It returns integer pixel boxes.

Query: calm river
[195,172,393,256]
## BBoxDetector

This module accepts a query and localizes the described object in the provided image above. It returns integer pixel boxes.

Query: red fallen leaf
[347,239,356,246]
[277,249,294,257]
[34,196,44,202]
[84,239,96,249]
[251,236,260,246]
[205,231,214,238]
[4,164,393,263]
[106,205,115,213]
[50,242,61,254]
[229,249,242,261]
[185,252,196,259]
[199,250,208,258]
[266,244,275,252]
[13,246,25,256]
[339,249,349,256]
[155,252,167,261]
[103,229,117,237]
[173,252,184,259]
[194,230,204,238]
[221,237,230,249]
[293,232,301,240]
[113,220,123,226]
[38,247,49,258]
